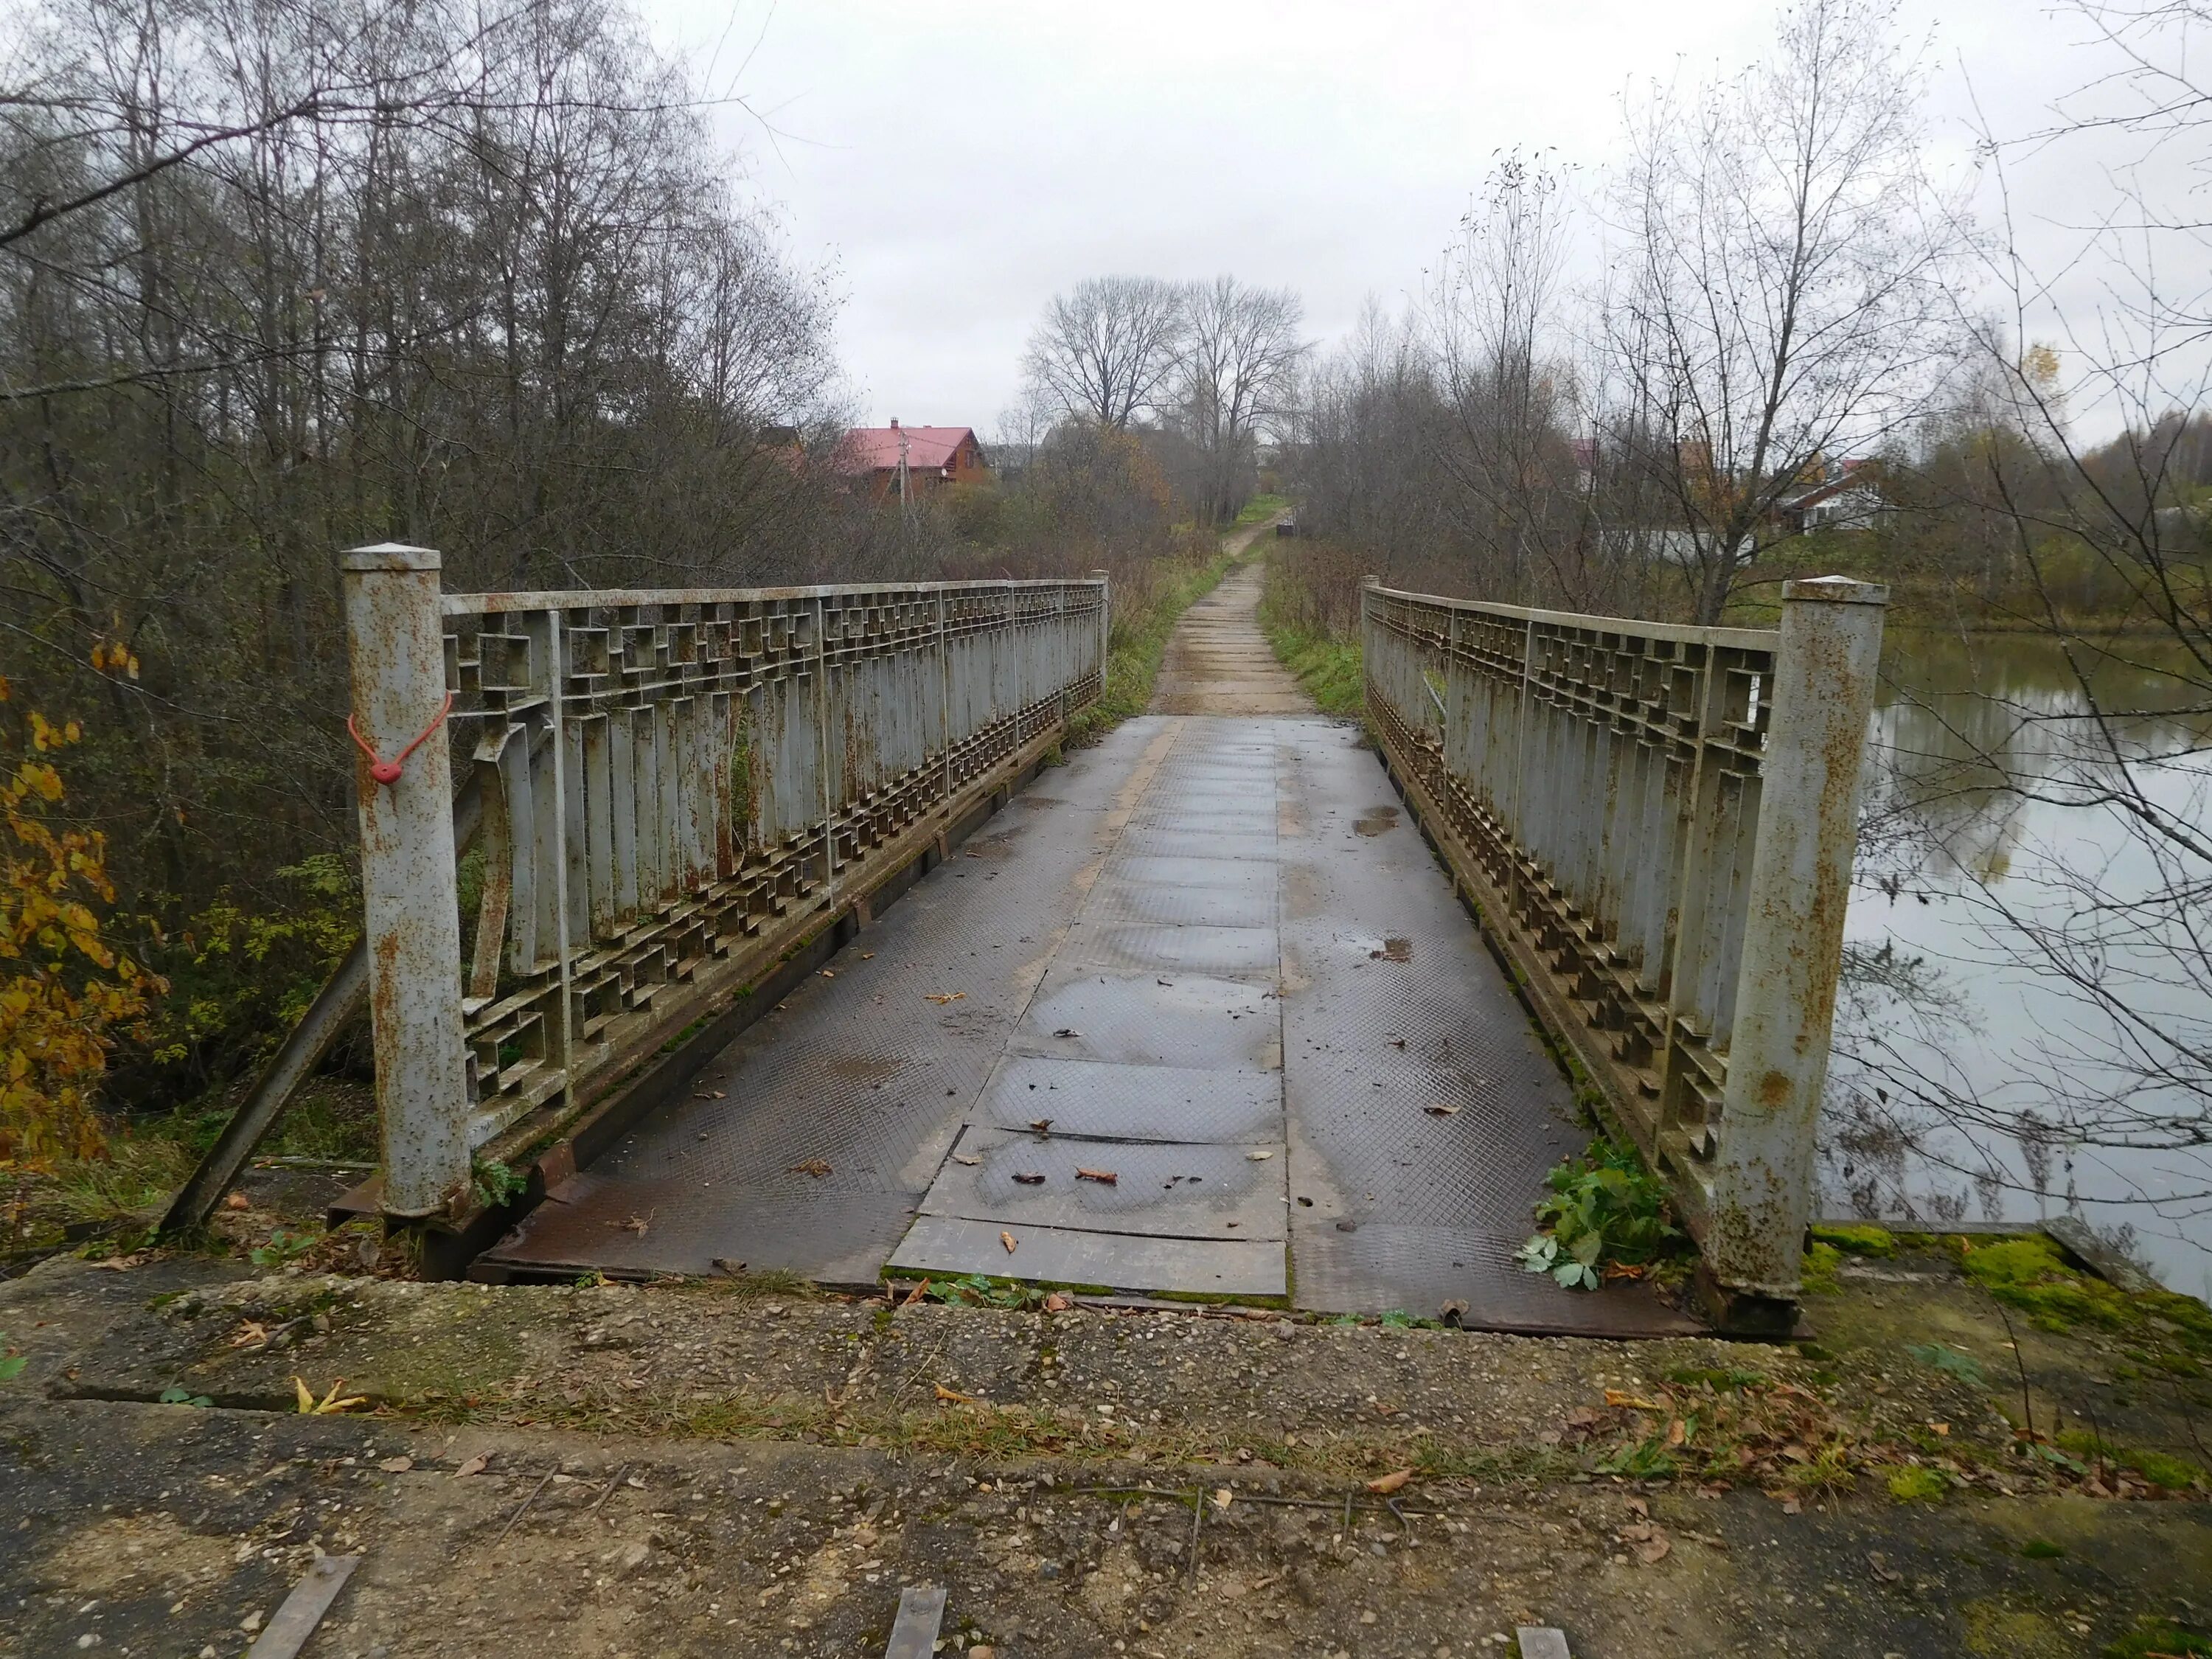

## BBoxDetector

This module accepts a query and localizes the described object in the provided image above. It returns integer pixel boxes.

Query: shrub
[0,684,161,1162]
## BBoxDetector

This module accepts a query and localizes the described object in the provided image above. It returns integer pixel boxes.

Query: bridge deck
[480,563,1696,1335]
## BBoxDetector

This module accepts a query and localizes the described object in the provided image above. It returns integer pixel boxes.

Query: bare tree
[1020,274,1185,430]
[1169,274,1306,522]
[1606,0,1960,622]
[0,0,848,1101]
[1429,151,1595,604]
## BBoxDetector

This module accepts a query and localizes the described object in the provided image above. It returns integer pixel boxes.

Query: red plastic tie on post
[348,690,453,787]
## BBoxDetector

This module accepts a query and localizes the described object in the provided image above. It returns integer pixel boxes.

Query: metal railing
[1361,574,1885,1324]
[340,544,1107,1219]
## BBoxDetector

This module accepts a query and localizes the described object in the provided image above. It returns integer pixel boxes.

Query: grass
[1267,624,1364,717]
[1234,492,1291,527]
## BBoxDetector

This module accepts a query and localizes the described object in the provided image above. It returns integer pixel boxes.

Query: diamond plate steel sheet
[1273,720,1700,1333]
[1114,828,1280,863]
[1007,971,1279,1070]
[975,1057,1280,1144]
[1062,922,1280,978]
[889,1216,1287,1297]
[922,1128,1286,1239]
[476,720,1152,1283]
[1290,1223,1699,1335]
[483,1173,919,1287]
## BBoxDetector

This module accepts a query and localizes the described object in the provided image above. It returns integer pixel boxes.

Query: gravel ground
[4,1247,2210,1657]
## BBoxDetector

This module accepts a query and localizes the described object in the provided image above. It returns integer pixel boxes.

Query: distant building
[1775,458,1887,533]
[836,420,990,504]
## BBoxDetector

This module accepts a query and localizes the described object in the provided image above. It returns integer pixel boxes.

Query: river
[1821,625,2212,1300]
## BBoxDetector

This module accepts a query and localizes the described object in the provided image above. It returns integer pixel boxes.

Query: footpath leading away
[1,527,2208,1658]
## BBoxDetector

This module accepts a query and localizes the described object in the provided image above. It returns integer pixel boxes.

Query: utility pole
[894,417,911,549]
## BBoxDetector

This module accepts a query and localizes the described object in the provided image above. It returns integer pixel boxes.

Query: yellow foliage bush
[0,677,161,1163]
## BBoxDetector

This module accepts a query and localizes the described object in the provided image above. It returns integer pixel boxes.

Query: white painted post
[1700,575,1888,1329]
[339,543,470,1217]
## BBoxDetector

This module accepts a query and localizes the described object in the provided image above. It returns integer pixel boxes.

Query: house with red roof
[835,420,990,504]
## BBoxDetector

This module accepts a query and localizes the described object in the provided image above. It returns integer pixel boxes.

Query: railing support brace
[1697,575,1888,1332]
[340,542,470,1217]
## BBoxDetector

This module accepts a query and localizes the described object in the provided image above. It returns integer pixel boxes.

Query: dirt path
[1150,521,1311,716]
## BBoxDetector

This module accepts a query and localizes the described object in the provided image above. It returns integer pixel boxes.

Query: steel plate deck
[482,619,1700,1332]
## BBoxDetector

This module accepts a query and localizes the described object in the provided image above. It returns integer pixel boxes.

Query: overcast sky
[636,1,2150,434]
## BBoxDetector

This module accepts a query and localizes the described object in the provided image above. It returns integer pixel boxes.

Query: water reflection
[1823,627,2212,1301]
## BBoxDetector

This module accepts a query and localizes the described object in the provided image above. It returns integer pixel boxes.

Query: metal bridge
[319,543,1883,1335]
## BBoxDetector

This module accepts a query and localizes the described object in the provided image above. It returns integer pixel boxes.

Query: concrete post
[1360,574,1380,707]
[340,543,470,1217]
[1088,568,1110,689]
[1699,575,1888,1332]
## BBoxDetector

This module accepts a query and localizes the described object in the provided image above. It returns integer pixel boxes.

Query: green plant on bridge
[1516,1138,1684,1291]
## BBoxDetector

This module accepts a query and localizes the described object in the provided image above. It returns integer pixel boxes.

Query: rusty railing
[339,545,1107,1220]
[1360,574,1885,1326]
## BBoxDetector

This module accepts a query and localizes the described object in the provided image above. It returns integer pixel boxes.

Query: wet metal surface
[490,562,1702,1332]
[1277,718,1697,1335]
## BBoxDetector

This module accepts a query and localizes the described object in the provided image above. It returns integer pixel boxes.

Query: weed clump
[1515,1137,1687,1291]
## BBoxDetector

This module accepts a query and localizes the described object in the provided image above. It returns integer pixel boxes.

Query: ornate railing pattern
[1362,576,1885,1321]
[341,545,1105,1218]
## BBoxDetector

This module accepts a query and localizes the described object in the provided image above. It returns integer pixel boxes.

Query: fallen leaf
[1245,1150,1274,1161]
[1625,1496,1649,1518]
[223,1192,251,1211]
[1604,1389,1664,1411]
[1868,1551,1902,1585]
[293,1377,367,1415]
[1043,1293,1071,1312]
[453,1454,490,1478]
[860,952,875,959]
[789,1159,832,1178]
[1012,1172,1046,1185]
[1635,1528,1672,1565]
[1366,1468,1414,1495]
[901,1279,931,1307]
[820,970,835,978]
[692,1089,726,1100]
[611,1213,651,1237]
[1423,1103,1461,1116]
[711,1257,746,1276]
[1781,1495,1803,1515]
[952,1154,981,1166]
[925,991,967,1004]
[1053,1028,1082,1039]
[1028,1119,1053,1135]
[934,1384,977,1405]
[1075,1168,1119,1185]
[229,1321,271,1349]
[1001,1230,1018,1253]
[378,1455,414,1473]
[1667,1418,1687,1447]
[1928,1422,1950,1436]
[1212,1487,1234,1510]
